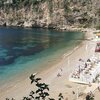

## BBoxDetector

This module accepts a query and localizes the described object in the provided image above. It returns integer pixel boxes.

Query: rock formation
[0,0,100,29]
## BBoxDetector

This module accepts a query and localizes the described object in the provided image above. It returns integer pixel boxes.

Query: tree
[6,74,64,100]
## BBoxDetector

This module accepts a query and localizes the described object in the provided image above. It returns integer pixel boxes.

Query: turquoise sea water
[0,27,84,86]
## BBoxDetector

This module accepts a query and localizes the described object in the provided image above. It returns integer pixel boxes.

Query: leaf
[30,91,35,95]
[6,98,10,100]
[29,91,34,99]
[36,83,42,88]
[36,89,41,93]
[49,98,55,100]
[44,92,49,96]
[29,74,36,84]
[23,97,31,100]
[35,96,40,99]
[35,78,41,82]
[58,93,63,99]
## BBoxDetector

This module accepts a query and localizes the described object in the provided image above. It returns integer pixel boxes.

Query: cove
[0,27,84,86]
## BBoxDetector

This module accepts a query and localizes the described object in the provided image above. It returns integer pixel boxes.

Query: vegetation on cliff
[0,0,100,29]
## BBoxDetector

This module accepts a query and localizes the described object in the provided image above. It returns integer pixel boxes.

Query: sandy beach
[0,28,99,100]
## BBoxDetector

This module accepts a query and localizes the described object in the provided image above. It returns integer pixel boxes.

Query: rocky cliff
[0,0,100,29]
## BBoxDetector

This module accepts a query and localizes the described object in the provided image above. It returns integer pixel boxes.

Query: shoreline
[0,37,82,86]
[0,28,98,100]
[0,31,83,87]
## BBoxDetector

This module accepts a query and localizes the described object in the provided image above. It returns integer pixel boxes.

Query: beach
[0,28,98,100]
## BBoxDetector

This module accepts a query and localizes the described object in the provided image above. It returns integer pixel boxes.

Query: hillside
[0,0,100,29]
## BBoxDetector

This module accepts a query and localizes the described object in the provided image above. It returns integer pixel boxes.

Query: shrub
[6,74,64,100]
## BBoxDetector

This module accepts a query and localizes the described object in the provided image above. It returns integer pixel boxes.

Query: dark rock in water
[0,56,15,66]
[17,21,24,27]
[0,21,6,26]
[32,22,42,28]
[48,23,56,29]
[22,44,44,56]
[0,58,5,65]
[9,44,44,60]
[2,22,6,27]
[11,49,24,56]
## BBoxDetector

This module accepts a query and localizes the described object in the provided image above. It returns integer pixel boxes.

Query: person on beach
[88,82,92,87]
[86,93,90,100]
[72,91,75,94]
[98,86,100,91]
[85,63,87,68]
[98,83,100,91]
[79,58,84,62]
[60,68,63,71]
[86,91,94,100]
[57,73,61,77]
[87,59,91,62]
[57,68,63,77]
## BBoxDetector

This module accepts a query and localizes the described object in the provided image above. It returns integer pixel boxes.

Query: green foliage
[0,0,46,8]
[32,0,46,5]
[63,0,71,13]
[48,0,53,14]
[32,0,40,5]
[12,0,21,6]
[23,0,30,6]
[0,1,3,7]
[96,8,100,16]
[58,93,63,100]
[6,74,64,100]
[95,24,100,30]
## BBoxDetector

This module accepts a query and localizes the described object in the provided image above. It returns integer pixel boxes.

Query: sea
[0,27,84,87]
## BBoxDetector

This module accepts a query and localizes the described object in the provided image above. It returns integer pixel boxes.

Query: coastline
[0,28,97,100]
